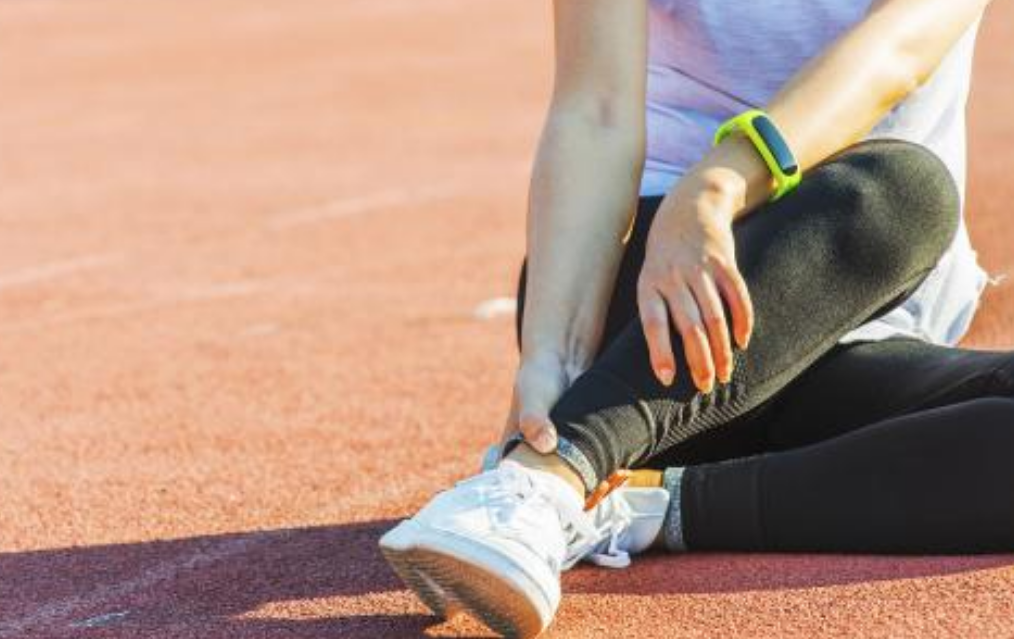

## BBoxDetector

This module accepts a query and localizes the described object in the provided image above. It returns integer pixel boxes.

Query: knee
[821,140,960,282]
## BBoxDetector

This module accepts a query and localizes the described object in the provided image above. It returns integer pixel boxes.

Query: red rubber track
[0,1,1012,637]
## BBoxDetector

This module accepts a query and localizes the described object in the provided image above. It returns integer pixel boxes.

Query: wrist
[670,168,743,227]
[696,165,748,203]
[682,131,779,219]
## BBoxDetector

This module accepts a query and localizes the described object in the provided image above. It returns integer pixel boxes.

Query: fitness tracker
[714,109,801,201]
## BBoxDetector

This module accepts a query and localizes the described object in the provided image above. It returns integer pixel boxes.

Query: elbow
[550,91,643,133]
[588,95,640,131]
[543,95,646,165]
[873,0,992,106]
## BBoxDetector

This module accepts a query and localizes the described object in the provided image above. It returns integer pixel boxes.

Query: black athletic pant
[516,139,1014,553]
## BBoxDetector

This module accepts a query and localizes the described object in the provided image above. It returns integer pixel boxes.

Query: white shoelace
[469,451,637,570]
[458,465,601,573]
[576,492,635,569]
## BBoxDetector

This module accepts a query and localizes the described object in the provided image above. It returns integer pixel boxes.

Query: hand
[638,178,754,392]
[499,351,575,454]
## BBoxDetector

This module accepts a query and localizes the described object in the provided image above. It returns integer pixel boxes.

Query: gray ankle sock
[662,467,688,552]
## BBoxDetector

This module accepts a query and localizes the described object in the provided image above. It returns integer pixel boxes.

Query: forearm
[681,0,990,218]
[522,108,645,373]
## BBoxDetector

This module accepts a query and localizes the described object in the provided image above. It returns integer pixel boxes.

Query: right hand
[638,177,754,392]
[499,352,574,454]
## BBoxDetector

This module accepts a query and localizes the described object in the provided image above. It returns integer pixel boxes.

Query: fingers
[512,360,566,453]
[637,200,753,393]
[641,262,752,392]
[661,282,715,393]
[638,285,676,386]
[518,412,557,454]
[713,260,754,350]
[688,273,733,384]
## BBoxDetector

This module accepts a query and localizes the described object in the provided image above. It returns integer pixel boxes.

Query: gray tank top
[642,0,988,345]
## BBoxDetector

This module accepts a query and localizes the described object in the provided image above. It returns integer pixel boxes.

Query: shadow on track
[0,520,467,638]
[2,518,1012,637]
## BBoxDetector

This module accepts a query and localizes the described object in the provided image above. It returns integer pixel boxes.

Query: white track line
[0,279,270,334]
[0,162,533,629]
[0,253,121,291]
[268,160,531,229]
[0,532,290,638]
[473,296,517,320]
[267,183,461,229]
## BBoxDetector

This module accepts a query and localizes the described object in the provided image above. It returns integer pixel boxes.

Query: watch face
[753,114,799,176]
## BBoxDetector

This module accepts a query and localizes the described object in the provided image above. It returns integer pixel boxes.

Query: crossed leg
[513,139,961,494]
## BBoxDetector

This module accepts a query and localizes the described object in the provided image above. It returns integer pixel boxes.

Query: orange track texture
[0,1,1012,637]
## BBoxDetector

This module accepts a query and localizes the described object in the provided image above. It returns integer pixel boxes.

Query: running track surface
[1,1,1012,637]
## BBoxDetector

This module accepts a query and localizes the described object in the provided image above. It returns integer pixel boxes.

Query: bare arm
[524,0,648,365]
[691,0,992,215]
[506,0,648,452]
[640,0,993,392]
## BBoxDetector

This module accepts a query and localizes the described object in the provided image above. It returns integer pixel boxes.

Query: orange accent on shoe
[583,469,632,511]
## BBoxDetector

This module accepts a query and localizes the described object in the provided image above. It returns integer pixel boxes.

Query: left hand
[498,350,573,454]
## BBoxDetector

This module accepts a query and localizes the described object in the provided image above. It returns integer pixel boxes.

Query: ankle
[504,442,587,498]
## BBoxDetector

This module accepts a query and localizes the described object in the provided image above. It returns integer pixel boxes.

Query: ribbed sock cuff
[662,467,687,552]
[554,436,600,493]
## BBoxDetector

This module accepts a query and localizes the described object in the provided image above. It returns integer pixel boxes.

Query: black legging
[516,139,1014,553]
[670,339,1014,554]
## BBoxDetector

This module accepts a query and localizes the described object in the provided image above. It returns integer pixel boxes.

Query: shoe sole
[379,519,556,639]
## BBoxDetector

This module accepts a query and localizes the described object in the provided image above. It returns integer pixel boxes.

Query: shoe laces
[458,465,599,573]
[472,445,635,570]
[573,492,634,569]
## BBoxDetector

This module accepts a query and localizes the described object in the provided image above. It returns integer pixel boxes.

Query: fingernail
[720,363,733,384]
[537,432,556,452]
[658,367,674,386]
[699,378,714,394]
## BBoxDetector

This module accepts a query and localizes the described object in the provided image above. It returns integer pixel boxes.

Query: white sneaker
[481,444,669,570]
[581,484,669,568]
[379,460,598,638]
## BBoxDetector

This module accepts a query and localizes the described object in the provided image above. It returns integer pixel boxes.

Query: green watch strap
[714,109,801,201]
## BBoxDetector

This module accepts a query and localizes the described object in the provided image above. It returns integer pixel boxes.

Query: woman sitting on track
[381,0,1008,637]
